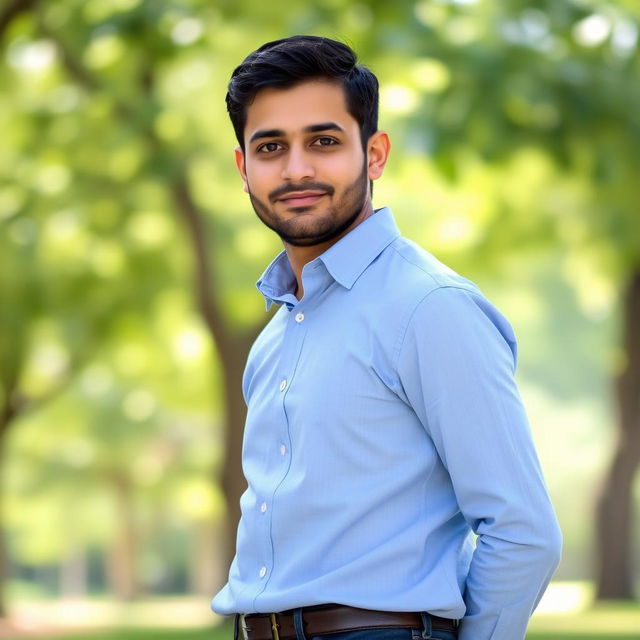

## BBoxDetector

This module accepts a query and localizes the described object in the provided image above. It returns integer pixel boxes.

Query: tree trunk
[106,471,140,601]
[0,426,8,617]
[27,16,265,587]
[595,268,640,600]
[170,172,264,580]
[0,389,21,617]
[218,335,254,577]
[60,544,87,598]
[189,518,221,595]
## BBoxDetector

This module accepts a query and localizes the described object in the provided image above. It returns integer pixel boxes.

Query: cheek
[326,148,364,172]
[332,155,367,186]
[322,153,361,181]
[246,163,277,190]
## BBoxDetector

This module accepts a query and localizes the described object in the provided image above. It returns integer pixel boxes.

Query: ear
[235,147,249,193]
[366,131,391,182]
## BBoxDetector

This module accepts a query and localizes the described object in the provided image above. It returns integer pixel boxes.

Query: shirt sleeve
[396,285,562,640]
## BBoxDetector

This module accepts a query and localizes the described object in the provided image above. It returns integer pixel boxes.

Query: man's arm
[396,285,562,640]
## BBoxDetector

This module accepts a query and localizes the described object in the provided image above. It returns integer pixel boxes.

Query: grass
[43,631,226,640]
[50,630,230,640]
[3,586,639,640]
[25,609,639,640]
[527,601,640,639]
[7,608,637,640]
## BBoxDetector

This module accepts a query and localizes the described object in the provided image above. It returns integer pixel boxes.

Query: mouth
[277,191,327,207]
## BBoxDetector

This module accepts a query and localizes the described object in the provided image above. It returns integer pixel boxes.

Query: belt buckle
[269,613,280,640]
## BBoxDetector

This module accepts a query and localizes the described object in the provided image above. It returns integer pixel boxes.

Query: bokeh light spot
[171,18,204,46]
[84,34,125,69]
[573,14,611,47]
[81,364,114,397]
[35,165,71,195]
[127,211,172,247]
[7,39,56,72]
[381,85,419,114]
[174,328,207,362]
[411,58,450,93]
[123,389,156,422]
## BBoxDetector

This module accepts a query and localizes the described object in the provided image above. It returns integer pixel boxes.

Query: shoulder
[374,236,484,329]
[375,237,518,362]
[379,236,480,302]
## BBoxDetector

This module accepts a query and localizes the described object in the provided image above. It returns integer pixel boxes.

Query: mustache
[269,182,335,202]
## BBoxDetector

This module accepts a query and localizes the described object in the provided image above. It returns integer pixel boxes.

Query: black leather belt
[238,604,458,640]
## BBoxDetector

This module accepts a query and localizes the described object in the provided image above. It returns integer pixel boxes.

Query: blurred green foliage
[1,0,639,607]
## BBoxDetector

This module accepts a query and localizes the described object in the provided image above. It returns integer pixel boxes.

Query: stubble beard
[247,161,369,247]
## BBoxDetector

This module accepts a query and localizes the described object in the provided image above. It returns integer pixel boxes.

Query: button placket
[255,304,307,605]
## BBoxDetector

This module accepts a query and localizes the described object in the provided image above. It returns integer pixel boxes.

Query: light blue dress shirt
[212,208,562,640]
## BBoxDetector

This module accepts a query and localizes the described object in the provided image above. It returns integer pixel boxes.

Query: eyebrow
[249,122,345,144]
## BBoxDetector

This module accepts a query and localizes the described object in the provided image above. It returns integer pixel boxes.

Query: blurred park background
[1,0,639,638]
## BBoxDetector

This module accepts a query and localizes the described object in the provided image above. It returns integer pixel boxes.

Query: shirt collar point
[320,207,400,288]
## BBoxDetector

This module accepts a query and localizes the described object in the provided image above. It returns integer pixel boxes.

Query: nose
[281,146,315,182]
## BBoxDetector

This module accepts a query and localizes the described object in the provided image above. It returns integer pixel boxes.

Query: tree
[0,0,276,603]
[392,0,640,598]
[1,0,639,606]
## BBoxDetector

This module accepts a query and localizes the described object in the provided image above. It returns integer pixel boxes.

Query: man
[212,36,561,640]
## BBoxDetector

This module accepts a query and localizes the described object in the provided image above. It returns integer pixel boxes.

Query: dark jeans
[308,628,457,640]
[234,612,458,640]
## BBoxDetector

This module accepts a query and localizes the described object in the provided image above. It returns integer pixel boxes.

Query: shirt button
[295,312,305,323]
[279,379,287,391]
[260,502,267,513]
[280,444,286,456]
[259,566,267,578]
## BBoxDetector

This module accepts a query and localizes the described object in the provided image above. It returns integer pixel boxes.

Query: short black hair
[226,35,379,150]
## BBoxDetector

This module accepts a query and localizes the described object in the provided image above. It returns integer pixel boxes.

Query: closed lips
[279,191,326,202]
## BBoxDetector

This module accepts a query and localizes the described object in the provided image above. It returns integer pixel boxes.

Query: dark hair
[226,35,379,150]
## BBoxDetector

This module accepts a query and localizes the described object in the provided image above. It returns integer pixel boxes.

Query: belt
[238,604,458,640]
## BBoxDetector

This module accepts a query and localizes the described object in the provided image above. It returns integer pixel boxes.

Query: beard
[247,161,369,247]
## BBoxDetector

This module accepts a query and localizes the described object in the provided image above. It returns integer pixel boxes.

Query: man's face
[236,80,371,247]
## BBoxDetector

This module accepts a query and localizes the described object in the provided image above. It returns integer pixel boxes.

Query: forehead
[244,80,358,141]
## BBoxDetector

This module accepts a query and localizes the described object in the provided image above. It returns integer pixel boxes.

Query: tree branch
[171,173,230,347]
[0,353,85,437]
[34,11,134,121]
[0,0,36,42]
[32,8,258,348]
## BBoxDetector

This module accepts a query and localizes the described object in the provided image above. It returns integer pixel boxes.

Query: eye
[312,137,339,147]
[257,142,283,153]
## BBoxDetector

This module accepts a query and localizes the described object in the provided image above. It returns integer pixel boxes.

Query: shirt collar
[319,207,400,289]
[257,207,400,309]
[256,251,298,311]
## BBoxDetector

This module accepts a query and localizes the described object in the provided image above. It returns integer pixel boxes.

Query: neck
[285,201,374,300]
